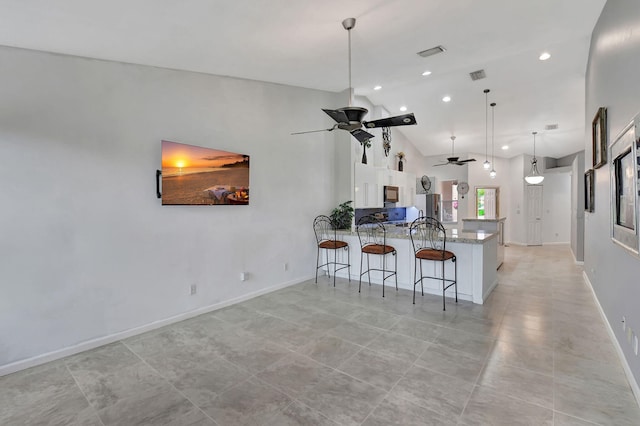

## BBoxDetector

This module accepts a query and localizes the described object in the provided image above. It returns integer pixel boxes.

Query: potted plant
[330,201,354,230]
[396,151,406,171]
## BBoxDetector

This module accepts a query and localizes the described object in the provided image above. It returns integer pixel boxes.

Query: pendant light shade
[483,89,491,170]
[489,102,497,179]
[524,131,544,184]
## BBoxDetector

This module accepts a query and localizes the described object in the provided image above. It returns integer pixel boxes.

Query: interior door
[526,185,543,246]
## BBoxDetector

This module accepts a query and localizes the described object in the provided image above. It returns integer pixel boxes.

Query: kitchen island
[329,227,498,305]
[462,217,506,268]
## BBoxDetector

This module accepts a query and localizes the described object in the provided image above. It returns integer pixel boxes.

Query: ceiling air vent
[469,69,486,81]
[545,124,559,130]
[417,45,446,58]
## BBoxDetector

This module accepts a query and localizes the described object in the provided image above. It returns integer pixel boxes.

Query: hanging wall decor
[584,169,594,212]
[382,127,391,157]
[592,107,607,169]
[158,140,250,205]
[609,116,640,254]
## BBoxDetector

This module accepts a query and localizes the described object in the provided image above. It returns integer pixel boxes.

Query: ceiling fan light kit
[291,17,417,143]
[525,131,544,184]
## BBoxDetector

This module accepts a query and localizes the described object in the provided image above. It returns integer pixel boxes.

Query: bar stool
[356,215,397,297]
[409,216,457,310]
[313,215,351,286]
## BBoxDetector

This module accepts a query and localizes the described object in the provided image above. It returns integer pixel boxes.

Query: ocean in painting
[161,140,250,205]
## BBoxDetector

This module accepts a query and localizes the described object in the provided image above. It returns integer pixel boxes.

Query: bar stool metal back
[410,216,457,310]
[356,214,397,297]
[313,215,351,286]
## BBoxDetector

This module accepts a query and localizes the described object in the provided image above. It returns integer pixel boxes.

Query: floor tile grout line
[120,339,221,426]
[62,361,107,426]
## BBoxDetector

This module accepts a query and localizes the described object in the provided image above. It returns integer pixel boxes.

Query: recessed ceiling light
[539,52,551,61]
[373,85,382,91]
[422,70,432,76]
[442,96,451,103]
[501,145,509,150]
[400,106,408,112]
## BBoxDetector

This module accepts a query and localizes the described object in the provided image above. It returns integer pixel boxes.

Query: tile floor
[2,245,640,425]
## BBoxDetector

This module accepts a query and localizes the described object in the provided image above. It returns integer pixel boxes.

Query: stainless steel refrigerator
[414,193,441,219]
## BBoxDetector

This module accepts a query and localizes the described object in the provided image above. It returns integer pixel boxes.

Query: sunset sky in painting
[161,140,246,168]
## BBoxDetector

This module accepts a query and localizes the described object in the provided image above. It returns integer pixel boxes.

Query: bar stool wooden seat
[410,216,457,310]
[313,215,351,286]
[356,215,397,297]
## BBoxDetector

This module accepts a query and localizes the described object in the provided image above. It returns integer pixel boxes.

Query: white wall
[0,46,344,371]
[585,0,640,391]
[571,152,586,261]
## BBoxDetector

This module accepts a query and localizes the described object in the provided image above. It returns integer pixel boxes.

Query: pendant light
[489,102,497,179]
[524,131,544,184]
[483,89,491,170]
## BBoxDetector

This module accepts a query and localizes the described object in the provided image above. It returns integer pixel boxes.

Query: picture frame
[592,107,607,168]
[160,140,250,205]
[609,118,639,254]
[584,169,594,212]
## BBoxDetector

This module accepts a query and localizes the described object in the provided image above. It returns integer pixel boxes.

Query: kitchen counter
[336,228,497,244]
[328,226,499,305]
[462,217,506,269]
[462,217,506,223]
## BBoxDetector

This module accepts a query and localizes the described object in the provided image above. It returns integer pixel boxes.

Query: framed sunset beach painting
[161,140,250,205]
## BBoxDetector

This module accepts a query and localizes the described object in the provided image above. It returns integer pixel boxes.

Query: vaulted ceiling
[0,0,606,158]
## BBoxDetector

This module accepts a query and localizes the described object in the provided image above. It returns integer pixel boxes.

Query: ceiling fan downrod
[342,18,356,107]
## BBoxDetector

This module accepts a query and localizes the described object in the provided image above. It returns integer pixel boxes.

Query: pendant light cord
[484,89,490,162]
[491,102,496,164]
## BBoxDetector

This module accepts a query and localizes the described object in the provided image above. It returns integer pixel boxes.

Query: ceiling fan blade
[457,159,476,163]
[363,113,417,129]
[433,163,448,167]
[291,126,336,135]
[350,128,375,143]
[322,109,349,124]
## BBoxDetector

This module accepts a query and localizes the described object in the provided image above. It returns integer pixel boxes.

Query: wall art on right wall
[609,115,640,254]
[585,169,594,212]
[592,106,608,169]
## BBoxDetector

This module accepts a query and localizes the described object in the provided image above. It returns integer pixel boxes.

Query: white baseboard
[583,271,640,407]
[0,275,313,377]
[570,248,584,265]
[482,277,500,304]
[542,241,570,246]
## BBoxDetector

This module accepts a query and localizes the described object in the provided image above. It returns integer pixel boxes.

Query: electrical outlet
[623,316,626,331]
[190,284,197,295]
[283,262,288,272]
[240,272,247,281]
[634,334,639,356]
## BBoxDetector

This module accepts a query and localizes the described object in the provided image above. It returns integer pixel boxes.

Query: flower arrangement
[396,151,406,161]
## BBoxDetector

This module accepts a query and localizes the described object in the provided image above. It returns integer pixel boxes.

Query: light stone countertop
[335,227,497,244]
[462,217,507,222]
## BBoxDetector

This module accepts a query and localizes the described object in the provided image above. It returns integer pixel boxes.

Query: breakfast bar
[329,228,499,304]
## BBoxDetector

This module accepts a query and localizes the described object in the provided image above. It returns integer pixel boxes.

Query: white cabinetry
[354,163,382,208]
[354,164,416,208]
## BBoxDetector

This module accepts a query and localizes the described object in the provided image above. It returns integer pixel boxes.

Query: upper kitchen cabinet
[354,163,383,208]
[356,165,415,208]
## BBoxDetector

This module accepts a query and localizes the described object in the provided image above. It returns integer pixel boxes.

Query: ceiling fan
[434,136,476,166]
[291,18,417,143]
